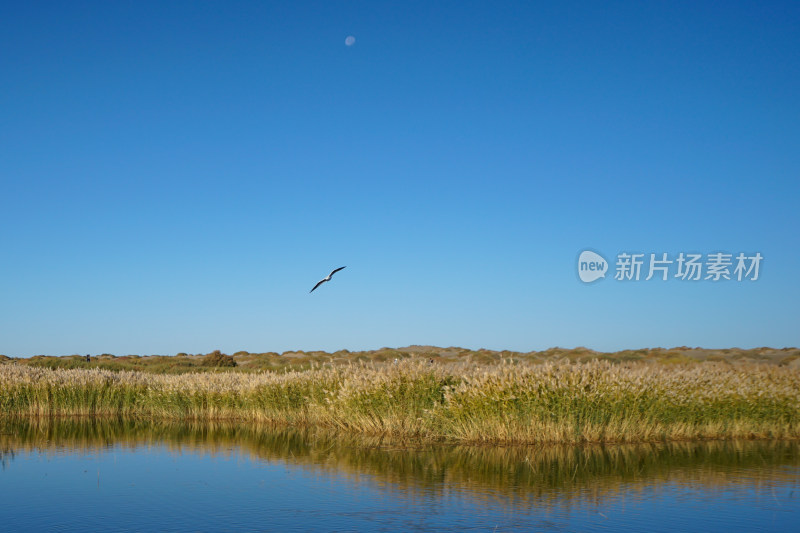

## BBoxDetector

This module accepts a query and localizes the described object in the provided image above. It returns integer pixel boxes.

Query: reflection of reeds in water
[1,360,799,443]
[1,417,798,507]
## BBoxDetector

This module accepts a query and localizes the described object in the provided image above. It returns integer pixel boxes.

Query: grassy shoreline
[1,360,798,444]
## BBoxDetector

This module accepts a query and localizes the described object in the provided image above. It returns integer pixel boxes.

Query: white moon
[345,35,355,46]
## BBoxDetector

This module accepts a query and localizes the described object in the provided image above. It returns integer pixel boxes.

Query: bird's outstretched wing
[310,266,346,293]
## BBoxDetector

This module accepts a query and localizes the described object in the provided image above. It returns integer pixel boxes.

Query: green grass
[1,359,798,444]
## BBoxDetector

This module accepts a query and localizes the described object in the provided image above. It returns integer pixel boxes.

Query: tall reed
[1,360,797,444]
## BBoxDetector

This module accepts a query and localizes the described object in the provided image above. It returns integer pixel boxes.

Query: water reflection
[2,416,798,506]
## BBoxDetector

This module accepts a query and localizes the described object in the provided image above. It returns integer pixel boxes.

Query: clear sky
[1,1,798,357]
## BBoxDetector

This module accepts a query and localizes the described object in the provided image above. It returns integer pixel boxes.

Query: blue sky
[1,1,798,356]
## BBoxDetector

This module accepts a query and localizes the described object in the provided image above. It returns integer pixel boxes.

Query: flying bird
[310,266,346,293]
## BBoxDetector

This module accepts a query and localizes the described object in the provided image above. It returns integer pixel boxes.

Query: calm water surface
[1,418,798,532]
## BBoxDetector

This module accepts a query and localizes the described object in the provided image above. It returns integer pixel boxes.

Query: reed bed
[1,360,798,444]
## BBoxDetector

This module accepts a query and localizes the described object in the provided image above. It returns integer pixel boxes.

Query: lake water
[1,418,798,532]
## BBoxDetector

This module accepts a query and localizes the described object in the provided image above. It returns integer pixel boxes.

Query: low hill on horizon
[3,345,799,374]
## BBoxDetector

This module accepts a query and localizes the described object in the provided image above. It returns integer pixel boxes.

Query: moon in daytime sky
[345,35,355,46]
